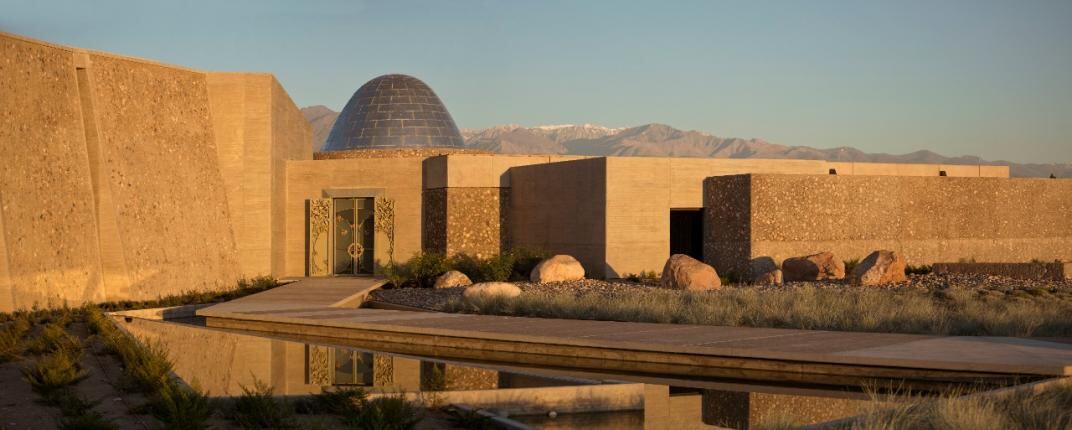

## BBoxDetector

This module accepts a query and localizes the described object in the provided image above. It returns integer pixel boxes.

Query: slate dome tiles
[323,74,465,151]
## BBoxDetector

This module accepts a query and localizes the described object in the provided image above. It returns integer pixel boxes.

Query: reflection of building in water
[117,314,884,428]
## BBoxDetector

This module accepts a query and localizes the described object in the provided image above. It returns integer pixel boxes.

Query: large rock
[434,270,471,289]
[660,254,721,290]
[750,257,783,285]
[463,282,521,299]
[530,255,586,283]
[852,250,907,285]
[782,252,845,281]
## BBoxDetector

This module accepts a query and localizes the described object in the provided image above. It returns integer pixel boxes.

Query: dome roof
[322,74,464,151]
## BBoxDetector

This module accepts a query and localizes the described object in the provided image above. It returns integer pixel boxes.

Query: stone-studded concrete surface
[0,35,103,310]
[89,54,242,299]
[323,74,464,150]
[423,188,509,258]
[705,174,1072,277]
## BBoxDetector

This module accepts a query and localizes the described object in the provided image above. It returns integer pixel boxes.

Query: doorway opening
[332,197,375,275]
[670,209,704,261]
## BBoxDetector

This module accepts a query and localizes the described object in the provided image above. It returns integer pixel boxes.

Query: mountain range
[300,106,1068,178]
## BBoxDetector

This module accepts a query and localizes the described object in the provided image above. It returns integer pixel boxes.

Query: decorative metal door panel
[332,197,375,275]
[307,198,331,277]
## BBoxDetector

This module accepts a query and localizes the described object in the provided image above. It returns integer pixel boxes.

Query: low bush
[383,248,552,287]
[344,396,422,430]
[843,258,860,275]
[150,383,213,430]
[23,347,88,399]
[230,379,296,429]
[451,253,514,283]
[509,247,552,280]
[0,315,31,362]
[296,387,368,415]
[27,321,81,355]
[86,305,214,429]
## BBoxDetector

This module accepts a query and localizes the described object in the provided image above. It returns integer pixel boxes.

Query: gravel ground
[369,273,1072,311]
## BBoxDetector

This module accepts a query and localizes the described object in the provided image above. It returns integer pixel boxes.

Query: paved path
[198,278,1072,389]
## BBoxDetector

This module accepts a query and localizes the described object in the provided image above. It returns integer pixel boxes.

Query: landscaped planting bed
[370,273,1072,337]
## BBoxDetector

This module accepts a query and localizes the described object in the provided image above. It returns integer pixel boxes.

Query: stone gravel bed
[368,273,1072,312]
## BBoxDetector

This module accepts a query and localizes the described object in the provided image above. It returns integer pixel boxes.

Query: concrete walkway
[197,278,1072,390]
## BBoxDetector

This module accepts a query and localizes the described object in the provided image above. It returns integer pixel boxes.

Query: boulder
[434,270,472,289]
[851,250,907,285]
[660,254,721,290]
[750,257,783,285]
[463,282,521,299]
[530,255,586,283]
[782,252,845,281]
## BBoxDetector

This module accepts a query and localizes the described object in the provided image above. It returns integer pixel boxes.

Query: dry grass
[842,382,1072,430]
[444,285,1072,336]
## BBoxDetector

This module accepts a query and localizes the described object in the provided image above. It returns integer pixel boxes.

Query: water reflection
[113,314,927,429]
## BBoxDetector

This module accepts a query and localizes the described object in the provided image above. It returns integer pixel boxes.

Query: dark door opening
[670,209,704,260]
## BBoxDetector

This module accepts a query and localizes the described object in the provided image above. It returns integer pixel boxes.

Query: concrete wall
[207,73,312,277]
[511,156,1009,278]
[0,34,104,310]
[705,174,1072,277]
[0,32,309,311]
[284,157,425,276]
[422,154,589,258]
[510,158,607,275]
[88,53,242,299]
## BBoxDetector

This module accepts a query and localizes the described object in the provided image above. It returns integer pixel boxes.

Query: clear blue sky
[2,0,1070,163]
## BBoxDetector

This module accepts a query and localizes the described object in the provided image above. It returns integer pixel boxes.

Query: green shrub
[345,396,422,430]
[844,258,860,275]
[296,387,368,415]
[23,348,88,398]
[907,264,933,275]
[28,322,82,355]
[150,383,213,430]
[452,253,515,283]
[109,337,173,394]
[382,252,450,288]
[508,247,551,280]
[0,315,31,362]
[231,379,295,429]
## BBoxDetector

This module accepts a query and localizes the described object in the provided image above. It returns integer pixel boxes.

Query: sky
[2,0,1070,164]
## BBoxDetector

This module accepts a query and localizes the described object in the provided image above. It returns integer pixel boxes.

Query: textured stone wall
[423,188,508,258]
[702,175,752,278]
[933,261,1071,281]
[704,174,1072,277]
[421,189,447,253]
[701,390,884,428]
[0,32,311,310]
[0,35,103,309]
[88,54,241,298]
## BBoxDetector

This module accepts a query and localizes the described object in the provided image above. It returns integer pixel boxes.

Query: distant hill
[300,105,339,150]
[302,106,1069,178]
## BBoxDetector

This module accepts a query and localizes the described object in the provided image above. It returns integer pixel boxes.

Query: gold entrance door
[332,198,375,275]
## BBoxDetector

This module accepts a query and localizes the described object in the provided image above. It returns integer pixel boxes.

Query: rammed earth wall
[704,174,1072,278]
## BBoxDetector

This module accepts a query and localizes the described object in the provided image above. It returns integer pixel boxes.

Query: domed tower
[322,74,465,153]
